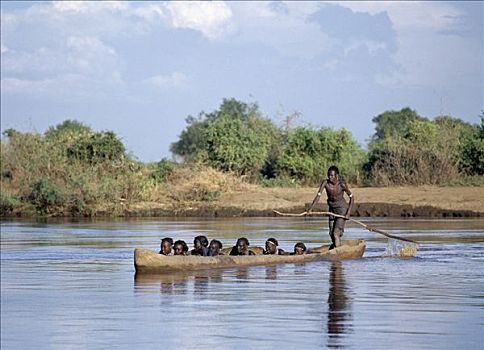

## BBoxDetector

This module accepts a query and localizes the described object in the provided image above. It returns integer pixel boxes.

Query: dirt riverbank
[123,186,484,218]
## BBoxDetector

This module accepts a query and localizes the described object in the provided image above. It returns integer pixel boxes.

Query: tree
[170,115,210,162]
[460,114,484,175]
[371,107,426,141]
[45,119,92,138]
[274,126,364,184]
[45,120,126,164]
[364,111,477,185]
[171,98,281,175]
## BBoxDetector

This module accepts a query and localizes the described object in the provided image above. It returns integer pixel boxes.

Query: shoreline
[120,202,483,218]
[3,186,483,218]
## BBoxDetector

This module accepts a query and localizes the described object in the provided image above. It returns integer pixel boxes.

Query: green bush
[0,192,19,216]
[45,119,92,138]
[171,98,281,175]
[459,115,484,175]
[62,131,125,164]
[371,107,426,141]
[45,120,126,164]
[274,126,364,184]
[28,179,65,214]
[69,195,86,215]
[364,110,477,185]
[151,159,177,182]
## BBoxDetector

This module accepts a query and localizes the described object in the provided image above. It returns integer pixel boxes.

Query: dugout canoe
[134,239,365,274]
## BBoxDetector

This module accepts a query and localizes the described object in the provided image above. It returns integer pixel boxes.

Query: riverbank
[122,185,483,218]
[4,185,483,218]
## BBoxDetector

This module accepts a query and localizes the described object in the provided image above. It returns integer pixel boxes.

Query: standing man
[307,166,354,249]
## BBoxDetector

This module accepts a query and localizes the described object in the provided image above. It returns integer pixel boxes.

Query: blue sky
[1,1,482,162]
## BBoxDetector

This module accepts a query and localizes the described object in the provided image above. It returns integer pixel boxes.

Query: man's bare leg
[334,229,342,247]
[329,220,336,249]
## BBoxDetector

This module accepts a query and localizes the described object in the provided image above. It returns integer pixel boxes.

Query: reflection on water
[327,262,351,348]
[1,218,484,349]
[135,270,225,296]
[235,267,250,282]
[265,265,278,280]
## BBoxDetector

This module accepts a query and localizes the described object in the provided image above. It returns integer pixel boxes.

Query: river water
[1,217,483,349]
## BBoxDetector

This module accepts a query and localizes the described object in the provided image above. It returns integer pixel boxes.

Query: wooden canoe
[134,239,365,274]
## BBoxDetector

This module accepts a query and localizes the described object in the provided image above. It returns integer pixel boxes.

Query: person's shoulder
[248,250,256,256]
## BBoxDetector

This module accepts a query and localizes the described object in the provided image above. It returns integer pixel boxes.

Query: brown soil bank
[125,186,484,218]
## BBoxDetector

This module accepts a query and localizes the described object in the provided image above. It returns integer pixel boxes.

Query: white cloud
[165,1,233,40]
[334,1,464,32]
[65,36,121,76]
[1,1,478,99]
[1,71,128,100]
[2,36,119,77]
[2,74,84,96]
[143,72,189,89]
[66,36,116,56]
[133,3,167,22]
[329,2,479,90]
[51,1,128,14]
[228,2,331,59]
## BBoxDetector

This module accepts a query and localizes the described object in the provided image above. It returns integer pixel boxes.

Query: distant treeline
[171,98,483,185]
[1,98,482,216]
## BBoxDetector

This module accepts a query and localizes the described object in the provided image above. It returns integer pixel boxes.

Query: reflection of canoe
[134,239,365,274]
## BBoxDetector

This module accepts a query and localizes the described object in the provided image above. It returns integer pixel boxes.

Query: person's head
[327,165,340,184]
[294,242,307,255]
[209,239,223,256]
[194,235,209,250]
[236,237,250,254]
[160,237,173,255]
[173,240,189,255]
[265,238,279,254]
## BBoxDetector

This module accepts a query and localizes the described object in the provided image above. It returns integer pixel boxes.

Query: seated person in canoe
[263,238,286,255]
[173,240,189,256]
[229,237,256,256]
[208,239,224,256]
[292,242,307,255]
[159,237,174,255]
[191,235,209,256]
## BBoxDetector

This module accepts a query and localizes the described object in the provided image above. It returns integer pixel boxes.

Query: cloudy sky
[1,1,482,161]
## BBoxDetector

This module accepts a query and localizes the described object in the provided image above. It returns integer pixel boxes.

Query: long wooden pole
[273,210,419,245]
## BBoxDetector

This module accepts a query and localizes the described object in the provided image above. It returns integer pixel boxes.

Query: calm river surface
[1,217,483,349]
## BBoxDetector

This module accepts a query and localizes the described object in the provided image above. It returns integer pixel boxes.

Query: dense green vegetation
[364,110,483,185]
[172,100,482,186]
[1,99,482,216]
[171,99,280,175]
[171,98,364,184]
[1,120,151,216]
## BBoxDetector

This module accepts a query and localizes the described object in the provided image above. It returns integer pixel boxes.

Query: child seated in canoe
[191,235,209,256]
[208,239,224,256]
[159,237,174,255]
[173,240,189,256]
[263,238,286,255]
[292,242,307,255]
[229,237,256,256]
